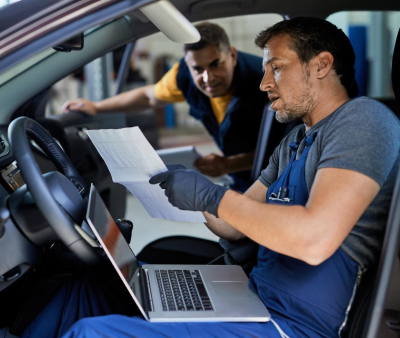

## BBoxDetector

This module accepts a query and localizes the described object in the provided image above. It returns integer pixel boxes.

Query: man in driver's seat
[23,17,400,338]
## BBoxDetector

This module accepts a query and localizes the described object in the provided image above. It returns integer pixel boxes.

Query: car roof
[0,0,152,73]
[0,0,59,33]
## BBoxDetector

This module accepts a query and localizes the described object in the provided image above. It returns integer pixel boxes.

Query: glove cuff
[205,185,228,217]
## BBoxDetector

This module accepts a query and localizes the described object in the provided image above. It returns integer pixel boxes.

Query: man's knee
[63,317,99,338]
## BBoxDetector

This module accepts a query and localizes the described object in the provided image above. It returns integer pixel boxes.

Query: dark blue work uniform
[24,133,359,338]
[177,51,267,192]
[249,133,360,337]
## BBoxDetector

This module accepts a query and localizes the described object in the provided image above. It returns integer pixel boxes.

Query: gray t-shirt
[259,97,400,269]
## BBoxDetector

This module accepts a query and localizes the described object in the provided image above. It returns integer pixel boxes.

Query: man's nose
[202,71,209,83]
[202,69,216,83]
[259,71,274,92]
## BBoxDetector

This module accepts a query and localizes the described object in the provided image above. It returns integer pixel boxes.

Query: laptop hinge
[139,267,153,312]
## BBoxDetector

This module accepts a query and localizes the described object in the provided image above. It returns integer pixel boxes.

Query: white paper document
[86,127,206,223]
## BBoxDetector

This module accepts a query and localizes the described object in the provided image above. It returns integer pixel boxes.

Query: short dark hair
[255,17,359,98]
[184,22,230,53]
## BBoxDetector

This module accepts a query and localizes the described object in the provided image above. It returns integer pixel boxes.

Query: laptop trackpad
[211,281,249,297]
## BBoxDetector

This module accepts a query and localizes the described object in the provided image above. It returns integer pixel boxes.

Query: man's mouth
[270,96,281,110]
[206,85,220,91]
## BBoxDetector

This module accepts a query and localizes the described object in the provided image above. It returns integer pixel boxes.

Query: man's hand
[194,151,255,176]
[194,154,227,177]
[61,99,98,116]
[149,169,228,217]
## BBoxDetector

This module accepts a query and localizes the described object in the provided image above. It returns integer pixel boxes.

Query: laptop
[85,184,270,322]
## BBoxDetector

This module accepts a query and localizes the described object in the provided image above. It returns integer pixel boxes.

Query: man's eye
[272,66,279,72]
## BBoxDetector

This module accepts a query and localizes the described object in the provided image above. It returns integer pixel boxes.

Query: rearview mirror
[53,33,84,53]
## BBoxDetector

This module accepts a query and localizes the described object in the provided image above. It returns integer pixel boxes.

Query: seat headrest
[392,28,400,104]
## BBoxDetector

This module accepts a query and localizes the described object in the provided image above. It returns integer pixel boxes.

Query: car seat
[342,26,400,338]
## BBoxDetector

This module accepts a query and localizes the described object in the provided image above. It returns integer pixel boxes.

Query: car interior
[0,0,400,337]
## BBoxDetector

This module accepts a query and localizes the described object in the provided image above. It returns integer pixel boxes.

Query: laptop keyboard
[155,269,214,312]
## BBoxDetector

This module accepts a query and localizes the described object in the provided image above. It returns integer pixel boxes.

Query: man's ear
[314,51,334,79]
[229,46,238,67]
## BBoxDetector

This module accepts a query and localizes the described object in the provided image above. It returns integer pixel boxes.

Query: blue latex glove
[149,168,228,217]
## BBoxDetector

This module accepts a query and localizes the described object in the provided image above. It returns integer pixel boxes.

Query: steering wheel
[8,117,99,264]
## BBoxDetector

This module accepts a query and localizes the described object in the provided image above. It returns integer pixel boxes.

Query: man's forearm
[217,190,319,263]
[203,212,245,241]
[224,151,255,174]
[95,85,166,113]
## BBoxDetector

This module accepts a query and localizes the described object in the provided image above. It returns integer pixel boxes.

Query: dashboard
[0,124,60,199]
[0,126,19,198]
[1,162,24,192]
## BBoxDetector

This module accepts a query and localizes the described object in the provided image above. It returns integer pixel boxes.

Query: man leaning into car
[23,17,400,338]
[62,22,267,192]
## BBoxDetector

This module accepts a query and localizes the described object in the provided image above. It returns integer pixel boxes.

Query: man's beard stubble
[274,73,316,124]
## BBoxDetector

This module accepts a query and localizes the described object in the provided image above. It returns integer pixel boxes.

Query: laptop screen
[86,184,140,285]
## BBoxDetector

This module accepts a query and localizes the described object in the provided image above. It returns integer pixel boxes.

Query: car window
[327,11,400,100]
